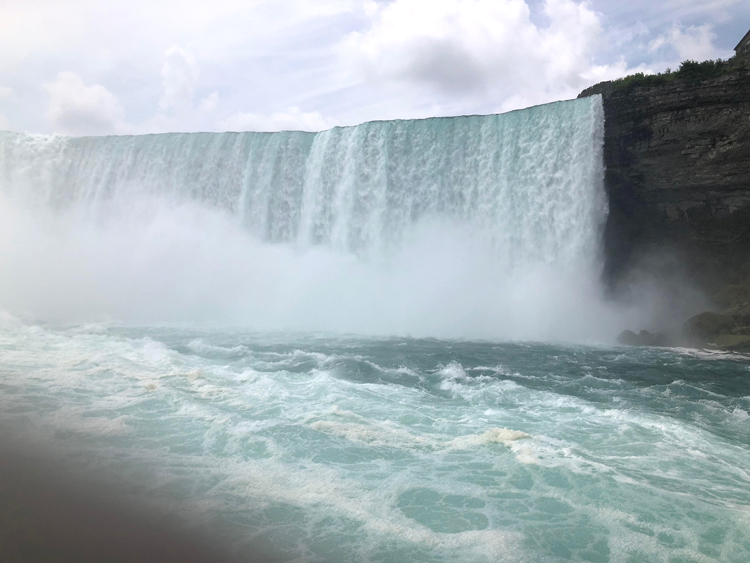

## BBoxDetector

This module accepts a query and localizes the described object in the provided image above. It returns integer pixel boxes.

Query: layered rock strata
[682,282,750,352]
[580,55,750,292]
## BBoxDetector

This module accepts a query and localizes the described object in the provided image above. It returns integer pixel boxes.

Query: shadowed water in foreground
[0,435,272,563]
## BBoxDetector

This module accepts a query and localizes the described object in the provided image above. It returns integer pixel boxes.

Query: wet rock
[639,330,669,346]
[617,330,641,346]
[683,312,736,342]
[710,334,750,351]
[733,303,750,320]
[675,305,750,352]
[617,329,669,347]
[579,55,750,291]
[714,284,750,309]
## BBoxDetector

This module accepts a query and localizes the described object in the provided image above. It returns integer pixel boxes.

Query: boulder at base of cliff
[683,312,736,342]
[710,334,750,352]
[733,303,750,321]
[713,284,750,309]
[639,330,669,346]
[617,329,669,346]
[617,330,640,346]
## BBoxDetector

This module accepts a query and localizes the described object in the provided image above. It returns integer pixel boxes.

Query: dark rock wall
[579,55,750,292]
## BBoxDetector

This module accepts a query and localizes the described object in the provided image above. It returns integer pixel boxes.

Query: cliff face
[580,55,750,292]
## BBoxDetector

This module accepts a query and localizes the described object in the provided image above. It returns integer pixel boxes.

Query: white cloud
[649,24,724,61]
[199,91,219,113]
[159,45,200,113]
[219,106,335,132]
[0,87,13,130]
[44,72,125,136]
[343,0,637,108]
[1,0,747,133]
[0,1,87,72]
[582,59,651,85]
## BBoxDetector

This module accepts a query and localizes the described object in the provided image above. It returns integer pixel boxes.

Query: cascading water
[1,97,604,262]
[0,96,617,339]
[1,97,749,563]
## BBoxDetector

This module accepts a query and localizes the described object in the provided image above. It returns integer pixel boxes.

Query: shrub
[608,58,731,93]
[675,59,728,83]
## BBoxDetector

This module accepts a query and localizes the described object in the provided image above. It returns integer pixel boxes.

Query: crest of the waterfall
[0,97,614,339]
[0,97,605,266]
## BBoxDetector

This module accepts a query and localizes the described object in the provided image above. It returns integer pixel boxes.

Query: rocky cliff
[579,55,750,293]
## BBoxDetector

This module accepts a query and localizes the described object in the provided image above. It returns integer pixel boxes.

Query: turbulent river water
[1,322,749,562]
[0,96,747,562]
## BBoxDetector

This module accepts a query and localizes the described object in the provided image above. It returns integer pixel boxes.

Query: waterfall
[0,96,611,339]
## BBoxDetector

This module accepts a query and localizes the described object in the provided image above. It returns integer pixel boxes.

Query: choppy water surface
[1,319,748,563]
[1,93,736,562]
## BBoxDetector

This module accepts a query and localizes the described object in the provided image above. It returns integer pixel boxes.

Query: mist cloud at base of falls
[0,196,655,341]
[0,97,672,340]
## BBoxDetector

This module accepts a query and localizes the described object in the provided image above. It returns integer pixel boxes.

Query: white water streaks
[0,96,656,340]
[1,322,749,562]
[0,98,605,259]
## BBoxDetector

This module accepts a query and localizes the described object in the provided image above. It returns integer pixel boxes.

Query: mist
[0,193,669,342]
[0,98,693,342]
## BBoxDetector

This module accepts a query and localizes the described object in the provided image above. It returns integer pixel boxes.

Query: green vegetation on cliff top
[613,59,729,90]
[583,57,745,96]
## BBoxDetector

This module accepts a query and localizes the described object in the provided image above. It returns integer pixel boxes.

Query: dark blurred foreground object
[0,436,251,563]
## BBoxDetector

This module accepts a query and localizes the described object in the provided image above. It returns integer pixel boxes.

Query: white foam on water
[364,360,422,379]
[309,420,435,449]
[435,361,516,400]
[449,427,530,448]
[1,316,750,562]
[309,415,532,455]
[225,463,528,562]
[186,338,251,358]
[435,361,469,380]
[48,407,132,437]
[672,346,750,361]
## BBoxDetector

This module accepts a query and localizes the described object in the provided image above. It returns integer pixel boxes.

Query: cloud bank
[44,72,125,136]
[344,0,646,112]
[0,0,745,135]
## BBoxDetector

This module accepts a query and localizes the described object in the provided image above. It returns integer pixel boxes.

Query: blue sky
[0,0,748,135]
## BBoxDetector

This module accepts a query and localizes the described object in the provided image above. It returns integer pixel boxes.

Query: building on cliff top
[736,29,750,56]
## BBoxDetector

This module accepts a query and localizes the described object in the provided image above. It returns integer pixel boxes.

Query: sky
[0,0,748,136]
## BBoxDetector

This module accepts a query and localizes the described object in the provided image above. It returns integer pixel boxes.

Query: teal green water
[0,95,745,561]
[1,319,748,562]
